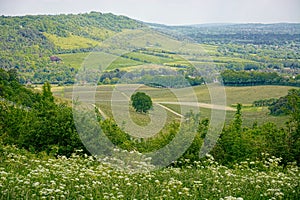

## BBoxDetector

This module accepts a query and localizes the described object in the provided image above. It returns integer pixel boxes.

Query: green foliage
[220,69,294,86]
[212,103,299,166]
[253,98,278,107]
[233,103,243,132]
[176,117,208,164]
[0,68,41,107]
[141,75,190,88]
[100,119,133,150]
[131,92,153,113]
[0,72,86,156]
[285,89,300,164]
[269,89,300,116]
[42,82,54,102]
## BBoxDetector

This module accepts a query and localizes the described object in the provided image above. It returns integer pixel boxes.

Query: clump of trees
[253,98,278,107]
[98,68,205,88]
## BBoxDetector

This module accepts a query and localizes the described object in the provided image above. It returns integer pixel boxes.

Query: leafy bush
[269,89,300,116]
[0,73,86,156]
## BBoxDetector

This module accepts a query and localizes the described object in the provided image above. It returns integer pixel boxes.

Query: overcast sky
[0,0,299,25]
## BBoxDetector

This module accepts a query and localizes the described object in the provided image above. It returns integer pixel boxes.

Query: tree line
[221,69,300,86]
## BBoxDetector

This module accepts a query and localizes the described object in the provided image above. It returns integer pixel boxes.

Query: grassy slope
[81,27,115,40]
[58,52,90,69]
[43,33,101,50]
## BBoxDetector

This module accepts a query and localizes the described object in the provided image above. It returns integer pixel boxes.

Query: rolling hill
[0,12,300,85]
[0,12,145,83]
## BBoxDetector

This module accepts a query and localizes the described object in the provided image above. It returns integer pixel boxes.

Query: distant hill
[190,23,300,33]
[0,12,145,83]
[150,23,300,44]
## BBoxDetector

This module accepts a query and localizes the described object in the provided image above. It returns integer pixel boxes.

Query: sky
[0,0,299,25]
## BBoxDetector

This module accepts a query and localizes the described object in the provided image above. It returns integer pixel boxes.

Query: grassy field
[224,85,297,105]
[57,51,143,70]
[43,33,101,50]
[122,52,175,64]
[199,44,219,55]
[1,145,299,199]
[81,27,115,41]
[107,56,144,70]
[59,53,90,69]
[58,51,151,70]
[52,84,295,127]
[56,84,297,107]
[45,32,222,73]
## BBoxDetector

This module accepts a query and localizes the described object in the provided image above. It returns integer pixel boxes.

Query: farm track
[156,103,184,118]
[158,101,235,111]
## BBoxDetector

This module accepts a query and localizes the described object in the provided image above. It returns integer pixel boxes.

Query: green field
[43,33,101,50]
[59,52,90,69]
[52,84,295,127]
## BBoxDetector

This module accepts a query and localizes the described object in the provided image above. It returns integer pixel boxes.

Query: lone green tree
[131,92,153,113]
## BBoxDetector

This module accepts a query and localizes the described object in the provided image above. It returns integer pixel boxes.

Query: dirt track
[157,101,235,111]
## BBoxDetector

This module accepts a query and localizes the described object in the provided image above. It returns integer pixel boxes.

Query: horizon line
[1,11,300,26]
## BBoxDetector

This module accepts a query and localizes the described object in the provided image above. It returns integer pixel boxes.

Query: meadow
[1,145,299,199]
